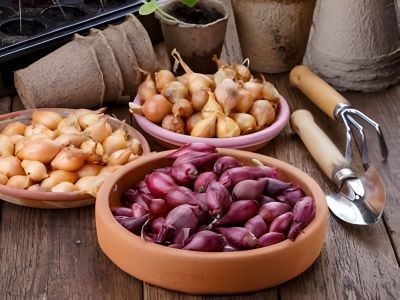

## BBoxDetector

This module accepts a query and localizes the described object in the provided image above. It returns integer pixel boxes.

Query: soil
[167,3,224,25]
[0,19,45,36]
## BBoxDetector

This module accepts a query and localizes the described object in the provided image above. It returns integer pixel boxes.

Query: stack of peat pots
[14,14,157,108]
[304,0,400,92]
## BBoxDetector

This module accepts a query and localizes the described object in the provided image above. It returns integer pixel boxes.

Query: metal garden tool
[290,110,385,225]
[289,65,388,168]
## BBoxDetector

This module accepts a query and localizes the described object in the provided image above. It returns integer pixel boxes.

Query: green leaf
[181,0,198,8]
[139,0,158,15]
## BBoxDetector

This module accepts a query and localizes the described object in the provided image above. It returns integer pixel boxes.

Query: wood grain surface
[1,8,400,298]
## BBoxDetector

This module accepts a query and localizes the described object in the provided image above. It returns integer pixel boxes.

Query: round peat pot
[156,0,229,74]
[232,0,316,73]
[96,149,328,294]
[132,95,290,151]
[0,18,46,37]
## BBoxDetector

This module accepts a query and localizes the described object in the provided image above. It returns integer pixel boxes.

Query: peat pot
[232,0,316,73]
[156,0,229,73]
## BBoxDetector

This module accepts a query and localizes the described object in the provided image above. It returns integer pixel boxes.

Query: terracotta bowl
[132,96,290,151]
[0,108,150,209]
[96,149,328,294]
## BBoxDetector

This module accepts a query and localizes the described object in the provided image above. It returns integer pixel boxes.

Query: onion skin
[32,111,63,130]
[232,178,267,200]
[172,99,193,118]
[219,166,277,190]
[112,207,133,217]
[162,82,189,103]
[205,181,232,215]
[6,175,32,189]
[264,178,292,196]
[145,172,176,198]
[166,142,216,159]
[115,214,149,235]
[231,113,257,135]
[17,138,61,164]
[234,88,254,113]
[1,122,26,136]
[41,170,79,191]
[214,79,240,115]
[185,113,203,134]
[0,174,8,185]
[215,200,258,226]
[170,163,198,186]
[161,114,185,134]
[183,231,226,252]
[0,156,25,177]
[194,171,218,193]
[165,186,199,208]
[132,203,148,218]
[215,227,258,250]
[149,198,170,217]
[142,94,172,123]
[149,217,165,234]
[249,100,275,130]
[276,186,306,207]
[259,202,291,223]
[76,164,103,177]
[288,197,316,241]
[138,74,157,102]
[155,70,175,92]
[51,146,87,172]
[190,115,217,138]
[172,151,220,169]
[244,80,263,100]
[21,160,48,182]
[258,232,285,247]
[269,212,293,234]
[156,204,199,242]
[244,215,268,238]
[191,89,209,111]
[213,156,242,175]
[51,182,79,193]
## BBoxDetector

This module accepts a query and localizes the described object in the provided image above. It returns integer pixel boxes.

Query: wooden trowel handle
[290,109,349,179]
[289,65,349,119]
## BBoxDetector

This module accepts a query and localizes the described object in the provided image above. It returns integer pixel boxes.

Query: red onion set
[112,143,316,252]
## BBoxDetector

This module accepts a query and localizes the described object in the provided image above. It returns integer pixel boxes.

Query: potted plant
[139,0,229,73]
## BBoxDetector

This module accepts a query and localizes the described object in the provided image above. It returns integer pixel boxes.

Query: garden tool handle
[290,109,349,179]
[289,65,350,119]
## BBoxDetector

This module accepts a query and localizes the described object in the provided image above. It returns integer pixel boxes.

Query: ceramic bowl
[0,108,150,209]
[132,96,290,151]
[96,149,328,294]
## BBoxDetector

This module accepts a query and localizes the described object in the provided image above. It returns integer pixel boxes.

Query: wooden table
[1,7,400,297]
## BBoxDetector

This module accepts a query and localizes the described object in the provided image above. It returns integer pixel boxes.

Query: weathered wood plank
[0,96,11,114]
[143,284,278,300]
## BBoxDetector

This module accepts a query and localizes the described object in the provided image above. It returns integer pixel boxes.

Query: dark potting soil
[0,19,45,36]
[168,3,224,25]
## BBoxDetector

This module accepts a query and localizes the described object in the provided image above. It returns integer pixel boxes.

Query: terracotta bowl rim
[133,96,290,149]
[0,107,151,202]
[96,149,328,259]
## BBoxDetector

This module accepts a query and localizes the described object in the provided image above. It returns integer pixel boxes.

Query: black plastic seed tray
[0,0,143,63]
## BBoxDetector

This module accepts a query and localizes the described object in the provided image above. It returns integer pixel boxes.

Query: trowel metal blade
[327,166,385,225]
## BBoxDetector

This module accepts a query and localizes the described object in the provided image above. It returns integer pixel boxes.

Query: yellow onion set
[129,49,281,138]
[0,109,143,196]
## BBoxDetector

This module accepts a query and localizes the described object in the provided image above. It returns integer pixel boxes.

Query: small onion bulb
[21,160,48,182]
[32,111,63,130]
[1,122,26,136]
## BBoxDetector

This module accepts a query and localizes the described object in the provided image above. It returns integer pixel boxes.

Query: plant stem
[156,7,180,22]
